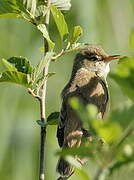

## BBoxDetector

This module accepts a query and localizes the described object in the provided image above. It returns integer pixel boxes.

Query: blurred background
[0,0,134,179]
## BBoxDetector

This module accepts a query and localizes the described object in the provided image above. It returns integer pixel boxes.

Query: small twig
[114,122,134,148]
[52,49,65,61]
[25,9,37,25]
[28,88,40,100]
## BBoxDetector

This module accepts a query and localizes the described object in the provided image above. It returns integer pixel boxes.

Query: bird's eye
[90,56,98,61]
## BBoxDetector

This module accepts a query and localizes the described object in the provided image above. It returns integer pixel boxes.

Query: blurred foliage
[110,57,134,102]
[0,0,134,180]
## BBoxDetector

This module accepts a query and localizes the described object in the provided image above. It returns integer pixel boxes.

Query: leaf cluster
[0,0,85,97]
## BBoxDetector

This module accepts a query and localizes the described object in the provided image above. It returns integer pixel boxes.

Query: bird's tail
[56,157,74,180]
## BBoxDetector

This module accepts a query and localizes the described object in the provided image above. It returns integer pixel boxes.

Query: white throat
[95,62,110,77]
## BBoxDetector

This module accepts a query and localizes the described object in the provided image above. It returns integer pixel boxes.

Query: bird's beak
[104,55,121,62]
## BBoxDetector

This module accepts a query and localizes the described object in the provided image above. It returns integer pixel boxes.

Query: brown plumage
[56,45,120,179]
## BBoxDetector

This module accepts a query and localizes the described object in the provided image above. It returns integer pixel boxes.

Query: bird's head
[74,45,120,78]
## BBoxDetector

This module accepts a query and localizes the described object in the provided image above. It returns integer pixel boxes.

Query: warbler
[56,45,120,179]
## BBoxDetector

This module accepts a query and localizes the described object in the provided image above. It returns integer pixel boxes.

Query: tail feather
[57,157,74,179]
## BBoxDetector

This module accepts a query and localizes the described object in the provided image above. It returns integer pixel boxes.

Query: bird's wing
[57,100,67,147]
[99,79,109,117]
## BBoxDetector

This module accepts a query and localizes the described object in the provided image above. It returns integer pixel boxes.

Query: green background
[0,0,134,179]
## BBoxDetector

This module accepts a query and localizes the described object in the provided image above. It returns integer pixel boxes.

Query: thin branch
[38,0,51,180]
[113,121,134,149]
[52,49,65,61]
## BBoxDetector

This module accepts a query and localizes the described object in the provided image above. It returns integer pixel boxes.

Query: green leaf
[109,156,134,176]
[109,105,134,129]
[76,168,90,180]
[38,0,71,11]
[36,112,59,126]
[35,5,48,23]
[70,26,83,44]
[47,112,60,125]
[47,72,56,78]
[65,43,86,53]
[129,29,134,50]
[0,71,31,87]
[37,24,55,50]
[69,97,88,125]
[0,0,28,18]
[50,5,69,40]
[110,57,134,101]
[36,120,46,127]
[7,56,33,74]
[34,52,54,80]
[92,121,123,144]
[0,0,38,24]
[35,72,56,95]
[69,97,97,130]
[65,156,81,168]
[0,0,21,17]
[1,58,17,72]
[56,146,93,157]
[24,0,37,15]
[51,0,71,11]
[113,57,134,77]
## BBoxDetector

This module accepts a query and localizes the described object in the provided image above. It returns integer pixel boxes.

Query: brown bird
[56,45,120,179]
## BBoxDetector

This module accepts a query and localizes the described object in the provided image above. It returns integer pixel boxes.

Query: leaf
[65,43,86,53]
[70,26,83,44]
[129,29,134,50]
[56,146,93,157]
[76,168,90,180]
[110,57,134,102]
[37,24,55,50]
[0,0,29,18]
[0,0,21,17]
[35,5,48,23]
[113,57,134,77]
[109,105,134,129]
[0,71,31,87]
[24,0,37,15]
[51,0,71,11]
[65,157,91,179]
[36,72,56,94]
[92,121,123,144]
[69,97,88,125]
[113,120,134,148]
[109,156,134,176]
[1,58,17,72]
[47,72,56,77]
[38,0,71,10]
[47,111,60,125]
[6,56,33,74]
[65,156,81,168]
[36,120,46,127]
[34,52,54,80]
[50,5,69,40]
[36,112,59,126]
[0,0,38,24]
[69,97,97,130]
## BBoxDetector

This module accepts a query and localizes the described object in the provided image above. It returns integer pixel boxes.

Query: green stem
[94,167,108,180]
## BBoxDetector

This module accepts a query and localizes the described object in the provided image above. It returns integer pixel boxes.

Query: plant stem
[38,0,51,180]
[94,167,108,180]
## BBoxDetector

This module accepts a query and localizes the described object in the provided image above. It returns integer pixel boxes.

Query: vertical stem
[94,167,108,180]
[38,0,51,180]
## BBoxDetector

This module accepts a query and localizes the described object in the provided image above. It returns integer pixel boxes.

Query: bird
[56,45,120,179]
